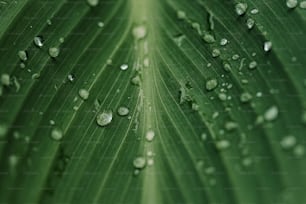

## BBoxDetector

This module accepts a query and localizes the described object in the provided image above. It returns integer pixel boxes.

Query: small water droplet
[248,61,257,70]
[33,36,43,47]
[96,110,113,126]
[218,93,227,101]
[145,130,155,142]
[240,92,252,103]
[206,78,218,91]
[280,135,296,149]
[225,121,238,131]
[293,145,305,157]
[212,49,220,57]
[49,47,60,58]
[131,75,141,86]
[250,8,259,14]
[132,25,147,40]
[300,1,306,8]
[1,73,10,86]
[203,33,215,43]
[235,3,248,16]
[0,124,8,138]
[98,21,104,28]
[216,140,231,150]
[87,0,99,7]
[79,89,89,100]
[246,18,255,29]
[117,106,129,116]
[18,50,28,61]
[51,128,63,141]
[67,74,75,82]
[177,10,186,20]
[232,54,240,60]
[264,41,272,52]
[286,0,298,8]
[133,156,146,169]
[59,37,65,43]
[220,38,228,46]
[264,105,278,121]
[120,64,128,71]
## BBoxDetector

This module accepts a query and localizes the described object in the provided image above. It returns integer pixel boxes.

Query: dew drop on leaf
[240,92,252,103]
[133,156,146,169]
[117,106,129,116]
[264,41,272,52]
[250,8,259,14]
[300,1,306,9]
[264,105,279,121]
[280,135,296,150]
[67,74,75,82]
[51,128,63,141]
[216,140,231,150]
[49,47,60,58]
[145,130,155,142]
[132,25,147,40]
[293,145,305,157]
[79,89,89,100]
[18,50,28,61]
[96,110,113,126]
[33,36,43,47]
[286,0,298,8]
[248,61,257,70]
[212,49,220,58]
[0,124,8,138]
[177,10,186,20]
[235,3,248,16]
[203,33,215,44]
[206,78,218,91]
[120,64,128,71]
[1,73,10,86]
[246,18,255,29]
[87,0,99,7]
[220,38,228,46]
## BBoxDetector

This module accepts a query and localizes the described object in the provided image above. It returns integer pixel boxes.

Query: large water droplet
[120,64,129,71]
[96,110,113,126]
[132,25,147,40]
[280,135,296,149]
[1,73,10,86]
[286,0,298,8]
[264,41,272,52]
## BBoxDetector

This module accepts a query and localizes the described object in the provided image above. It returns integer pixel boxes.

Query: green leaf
[1,0,306,203]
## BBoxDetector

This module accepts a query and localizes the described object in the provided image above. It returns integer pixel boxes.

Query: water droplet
[18,50,28,61]
[147,158,154,166]
[264,41,272,52]
[49,120,55,125]
[220,38,228,46]
[286,0,298,8]
[51,128,63,141]
[0,124,8,138]
[300,1,306,9]
[235,3,248,16]
[145,130,155,142]
[280,135,296,149]
[240,92,252,103]
[59,37,65,43]
[98,21,104,28]
[9,154,19,168]
[132,25,147,40]
[218,93,227,101]
[87,0,99,7]
[216,140,231,150]
[49,47,60,58]
[203,33,215,43]
[20,63,26,69]
[32,73,40,79]
[47,19,52,25]
[248,61,257,70]
[131,75,141,86]
[67,74,75,82]
[117,106,129,116]
[293,145,305,157]
[212,49,220,57]
[1,73,10,86]
[223,62,232,72]
[250,8,259,14]
[232,54,240,60]
[133,156,146,169]
[33,36,43,47]
[206,78,218,91]
[96,110,113,126]
[264,106,279,121]
[246,18,255,29]
[177,10,186,20]
[225,121,238,131]
[79,89,89,100]
[120,64,128,71]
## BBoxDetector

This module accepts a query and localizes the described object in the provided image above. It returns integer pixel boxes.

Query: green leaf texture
[0,0,306,203]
